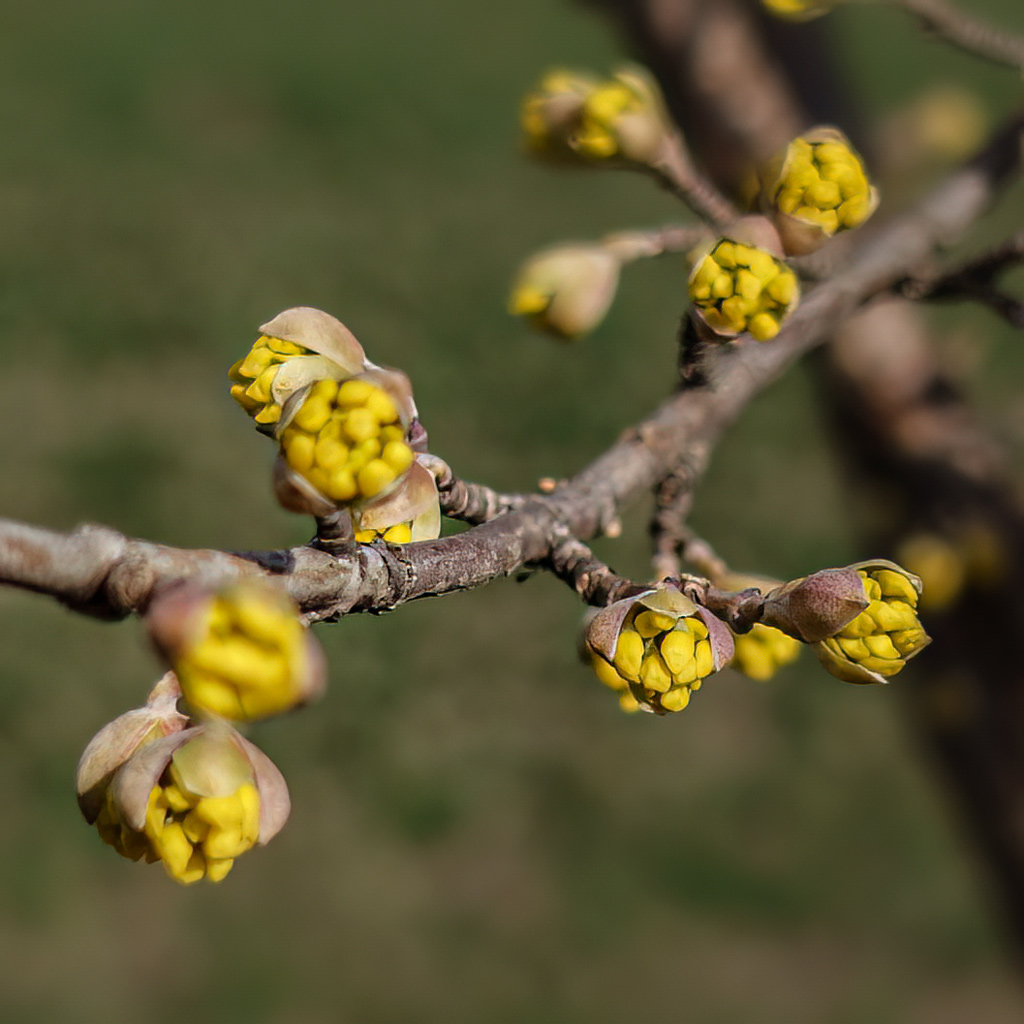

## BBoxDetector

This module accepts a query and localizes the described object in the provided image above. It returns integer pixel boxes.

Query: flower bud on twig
[689,237,799,341]
[759,127,878,256]
[521,67,673,167]
[148,580,326,722]
[509,244,621,340]
[762,560,930,684]
[86,722,289,885]
[585,584,734,714]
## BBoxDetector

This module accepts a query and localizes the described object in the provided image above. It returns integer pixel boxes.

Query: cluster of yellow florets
[731,623,802,681]
[595,607,716,714]
[229,334,309,429]
[141,752,260,885]
[818,568,929,682]
[768,135,875,237]
[280,378,415,505]
[689,240,799,341]
[173,584,312,722]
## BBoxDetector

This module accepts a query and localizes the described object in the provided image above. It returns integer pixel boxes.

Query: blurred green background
[1,0,1023,1021]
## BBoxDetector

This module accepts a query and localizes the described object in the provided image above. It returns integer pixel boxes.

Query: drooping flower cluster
[759,127,878,255]
[585,586,734,714]
[689,238,799,341]
[78,675,290,885]
[521,67,672,166]
[230,307,440,544]
[816,566,929,684]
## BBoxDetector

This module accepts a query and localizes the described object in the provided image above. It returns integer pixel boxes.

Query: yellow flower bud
[148,581,326,722]
[278,373,416,508]
[92,724,290,885]
[807,562,931,684]
[760,127,878,255]
[229,307,368,436]
[521,66,671,166]
[689,238,799,341]
[509,244,621,340]
[731,623,802,681]
[584,586,734,714]
[761,0,837,21]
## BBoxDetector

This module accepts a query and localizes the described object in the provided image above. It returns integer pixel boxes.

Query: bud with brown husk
[761,560,930,684]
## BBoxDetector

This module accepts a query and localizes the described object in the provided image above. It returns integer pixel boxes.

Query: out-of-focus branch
[602,223,710,262]
[880,0,1024,70]
[646,132,742,228]
[899,232,1024,328]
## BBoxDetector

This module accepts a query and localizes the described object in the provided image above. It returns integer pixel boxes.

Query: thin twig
[545,536,641,607]
[645,132,741,229]
[419,455,526,524]
[602,223,711,262]
[879,0,1024,70]
[650,470,694,579]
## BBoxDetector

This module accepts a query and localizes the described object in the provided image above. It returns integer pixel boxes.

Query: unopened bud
[521,66,672,167]
[148,580,326,722]
[760,127,878,255]
[585,584,734,714]
[509,244,621,340]
[688,237,799,342]
[93,723,289,885]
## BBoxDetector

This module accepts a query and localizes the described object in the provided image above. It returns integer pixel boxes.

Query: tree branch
[898,231,1024,328]
[1,109,1018,624]
[881,0,1024,70]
